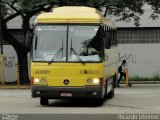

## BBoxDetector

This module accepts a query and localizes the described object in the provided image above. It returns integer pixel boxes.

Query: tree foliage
[54,0,160,26]
[1,0,160,28]
[145,0,160,20]
[104,0,144,26]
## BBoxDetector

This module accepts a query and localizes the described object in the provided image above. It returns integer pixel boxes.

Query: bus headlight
[34,78,40,83]
[93,78,100,84]
[87,79,92,84]
[34,78,47,85]
[40,79,47,85]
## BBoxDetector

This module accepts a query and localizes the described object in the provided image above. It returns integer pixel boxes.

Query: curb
[121,81,160,84]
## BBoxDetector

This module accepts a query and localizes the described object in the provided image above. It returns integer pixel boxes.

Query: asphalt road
[0,84,160,114]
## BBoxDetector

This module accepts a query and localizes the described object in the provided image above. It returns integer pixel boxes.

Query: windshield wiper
[70,39,85,65]
[48,48,63,64]
[71,48,85,65]
[48,39,63,64]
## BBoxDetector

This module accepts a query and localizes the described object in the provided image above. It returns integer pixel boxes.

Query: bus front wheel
[107,86,114,99]
[107,75,115,99]
[40,98,49,105]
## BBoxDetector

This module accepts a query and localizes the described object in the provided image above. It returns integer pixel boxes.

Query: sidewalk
[121,81,160,84]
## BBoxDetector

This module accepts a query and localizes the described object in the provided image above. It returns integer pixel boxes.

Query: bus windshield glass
[32,25,103,62]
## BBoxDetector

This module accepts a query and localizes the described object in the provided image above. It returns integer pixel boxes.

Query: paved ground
[0,84,160,114]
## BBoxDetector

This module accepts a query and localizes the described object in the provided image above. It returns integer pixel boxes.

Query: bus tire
[40,98,48,105]
[107,87,114,99]
[107,76,115,99]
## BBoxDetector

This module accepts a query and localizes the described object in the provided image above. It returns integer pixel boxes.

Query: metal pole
[16,64,20,87]
[0,1,5,85]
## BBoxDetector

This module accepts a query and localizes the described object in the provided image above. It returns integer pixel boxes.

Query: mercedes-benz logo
[63,79,69,85]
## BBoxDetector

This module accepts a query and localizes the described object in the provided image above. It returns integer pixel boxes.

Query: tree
[56,0,144,26]
[1,0,159,84]
[145,0,160,20]
[1,0,56,84]
[58,0,160,26]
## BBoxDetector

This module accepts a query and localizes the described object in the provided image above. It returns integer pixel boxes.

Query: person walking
[117,60,132,87]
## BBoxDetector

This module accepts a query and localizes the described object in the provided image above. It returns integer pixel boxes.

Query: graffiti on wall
[119,52,137,64]
[3,56,15,68]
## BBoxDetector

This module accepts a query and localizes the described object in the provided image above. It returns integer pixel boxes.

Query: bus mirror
[105,37,111,49]
[25,32,33,48]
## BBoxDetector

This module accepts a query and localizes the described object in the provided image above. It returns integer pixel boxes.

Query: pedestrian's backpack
[118,65,122,73]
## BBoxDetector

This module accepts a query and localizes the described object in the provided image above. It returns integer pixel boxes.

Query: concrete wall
[0,45,18,82]
[1,44,160,82]
[118,44,160,77]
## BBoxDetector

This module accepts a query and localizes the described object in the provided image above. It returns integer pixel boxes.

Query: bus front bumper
[31,86,103,99]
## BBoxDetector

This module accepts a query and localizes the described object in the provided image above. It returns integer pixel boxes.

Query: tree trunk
[16,48,30,84]
[2,21,30,84]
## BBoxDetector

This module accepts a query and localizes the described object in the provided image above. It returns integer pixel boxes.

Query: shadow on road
[46,98,108,107]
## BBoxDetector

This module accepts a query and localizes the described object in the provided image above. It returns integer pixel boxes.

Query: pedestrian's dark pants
[117,72,126,85]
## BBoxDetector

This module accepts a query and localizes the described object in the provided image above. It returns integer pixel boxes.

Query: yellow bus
[31,6,118,106]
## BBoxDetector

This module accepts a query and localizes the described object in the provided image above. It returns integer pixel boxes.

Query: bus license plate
[60,93,72,97]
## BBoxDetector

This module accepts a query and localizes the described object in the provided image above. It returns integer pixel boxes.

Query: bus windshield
[32,25,104,62]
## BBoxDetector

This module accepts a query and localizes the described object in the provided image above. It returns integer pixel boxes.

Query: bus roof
[35,6,115,28]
